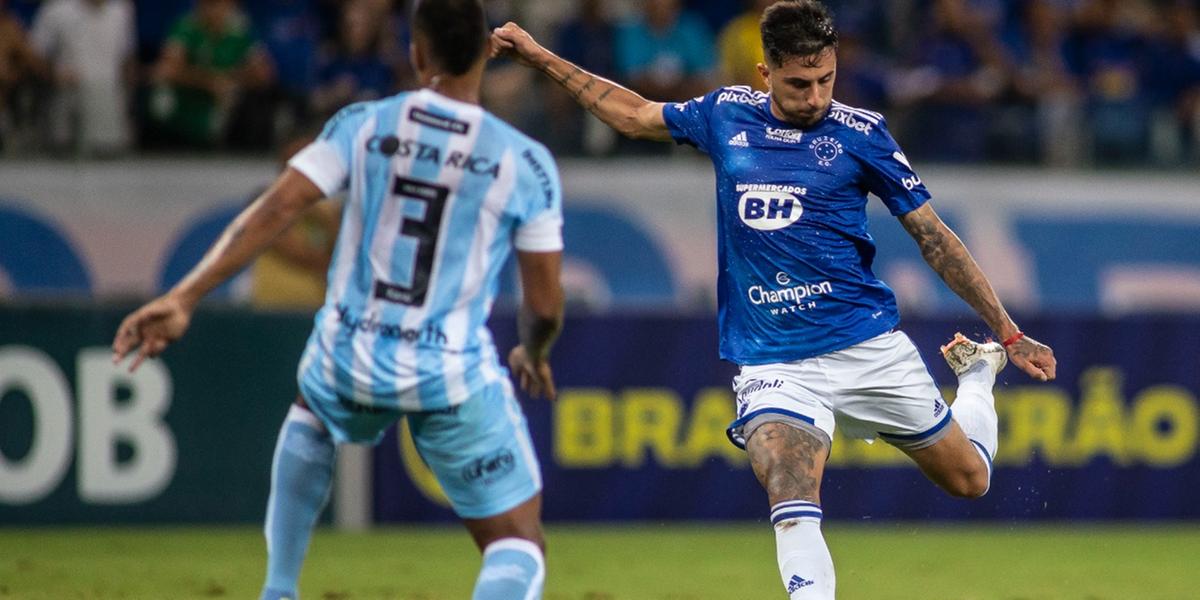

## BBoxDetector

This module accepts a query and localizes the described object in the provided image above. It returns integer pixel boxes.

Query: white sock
[952,361,998,489]
[772,502,835,599]
[471,538,545,600]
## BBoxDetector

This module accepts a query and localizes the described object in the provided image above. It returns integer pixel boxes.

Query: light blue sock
[261,405,335,600]
[471,538,545,600]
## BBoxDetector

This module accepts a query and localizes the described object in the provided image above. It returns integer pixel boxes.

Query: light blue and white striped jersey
[289,89,563,411]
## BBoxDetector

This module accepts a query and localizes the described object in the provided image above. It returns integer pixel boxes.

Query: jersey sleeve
[288,102,370,197]
[514,144,564,253]
[859,118,932,216]
[661,89,720,154]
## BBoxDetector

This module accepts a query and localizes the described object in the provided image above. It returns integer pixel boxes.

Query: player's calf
[747,423,836,599]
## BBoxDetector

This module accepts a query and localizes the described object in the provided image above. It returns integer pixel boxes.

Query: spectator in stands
[0,0,38,152]
[1068,0,1157,164]
[547,0,617,154]
[1142,0,1200,164]
[718,0,773,91]
[31,0,136,157]
[614,0,716,102]
[311,0,394,118]
[557,0,616,79]
[148,0,275,150]
[1002,0,1085,165]
[900,0,1014,162]
[246,0,321,138]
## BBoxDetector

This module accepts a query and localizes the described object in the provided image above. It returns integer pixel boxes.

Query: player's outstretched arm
[899,203,1057,381]
[111,169,326,371]
[508,250,565,400]
[491,22,672,142]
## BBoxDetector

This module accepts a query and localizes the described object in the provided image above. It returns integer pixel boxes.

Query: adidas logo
[787,574,814,594]
[934,398,945,418]
[728,131,749,147]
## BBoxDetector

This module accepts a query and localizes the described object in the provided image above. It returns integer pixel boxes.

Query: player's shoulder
[826,99,888,139]
[482,110,558,171]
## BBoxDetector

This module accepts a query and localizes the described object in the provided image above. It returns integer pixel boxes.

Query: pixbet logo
[829,109,873,135]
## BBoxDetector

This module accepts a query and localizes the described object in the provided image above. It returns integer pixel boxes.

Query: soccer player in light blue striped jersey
[495,1,1057,598]
[112,2,562,599]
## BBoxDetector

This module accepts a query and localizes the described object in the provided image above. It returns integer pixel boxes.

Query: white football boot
[940,332,1008,377]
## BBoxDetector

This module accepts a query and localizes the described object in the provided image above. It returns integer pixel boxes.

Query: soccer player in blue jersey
[495,1,1056,597]
[112,1,562,599]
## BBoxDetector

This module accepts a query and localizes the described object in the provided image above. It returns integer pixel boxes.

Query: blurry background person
[1141,0,1200,165]
[718,0,774,90]
[1001,0,1085,166]
[614,0,716,103]
[1068,0,1158,165]
[0,0,38,152]
[310,0,393,118]
[614,0,715,153]
[546,0,617,154]
[245,0,321,141]
[31,0,136,157]
[148,0,274,150]
[897,0,1015,162]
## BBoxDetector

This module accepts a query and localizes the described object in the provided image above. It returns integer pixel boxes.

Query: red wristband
[1001,332,1025,348]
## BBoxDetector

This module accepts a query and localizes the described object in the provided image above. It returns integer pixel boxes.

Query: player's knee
[945,466,990,499]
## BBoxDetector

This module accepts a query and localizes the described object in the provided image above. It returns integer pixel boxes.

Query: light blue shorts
[300,377,543,519]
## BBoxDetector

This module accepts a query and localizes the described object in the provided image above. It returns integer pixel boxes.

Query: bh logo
[739,191,803,231]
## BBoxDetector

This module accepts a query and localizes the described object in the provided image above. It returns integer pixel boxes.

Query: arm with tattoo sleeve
[899,203,1057,381]
[491,22,672,141]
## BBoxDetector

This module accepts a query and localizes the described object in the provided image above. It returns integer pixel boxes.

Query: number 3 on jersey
[373,176,450,307]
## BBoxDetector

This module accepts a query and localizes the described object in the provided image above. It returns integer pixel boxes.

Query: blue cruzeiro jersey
[664,86,931,365]
[289,89,564,411]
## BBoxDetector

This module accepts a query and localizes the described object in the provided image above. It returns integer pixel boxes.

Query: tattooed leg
[746,422,830,506]
[748,422,837,598]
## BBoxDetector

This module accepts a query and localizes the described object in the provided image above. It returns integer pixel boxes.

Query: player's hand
[111,294,193,372]
[490,22,548,68]
[1006,335,1056,382]
[508,345,557,400]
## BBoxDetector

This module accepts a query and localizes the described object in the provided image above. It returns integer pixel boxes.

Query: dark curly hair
[761,1,839,68]
[412,0,488,75]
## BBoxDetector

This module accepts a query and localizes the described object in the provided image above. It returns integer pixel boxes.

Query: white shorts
[727,331,952,452]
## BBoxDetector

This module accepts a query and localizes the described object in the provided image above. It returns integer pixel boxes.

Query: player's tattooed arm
[900,203,1057,381]
[491,22,672,141]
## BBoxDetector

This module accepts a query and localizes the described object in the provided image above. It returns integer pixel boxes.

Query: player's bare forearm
[514,250,564,363]
[518,304,562,363]
[491,22,671,141]
[899,204,1018,339]
[171,169,324,308]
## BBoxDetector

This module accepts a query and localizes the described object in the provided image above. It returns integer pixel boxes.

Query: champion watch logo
[728,131,750,147]
[787,574,814,594]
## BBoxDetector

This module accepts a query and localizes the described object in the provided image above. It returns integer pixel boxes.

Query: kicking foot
[940,332,1007,377]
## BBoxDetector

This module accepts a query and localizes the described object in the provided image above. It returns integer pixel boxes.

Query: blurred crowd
[2,0,1199,166]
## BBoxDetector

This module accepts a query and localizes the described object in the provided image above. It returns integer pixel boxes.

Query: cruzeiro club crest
[809,136,843,167]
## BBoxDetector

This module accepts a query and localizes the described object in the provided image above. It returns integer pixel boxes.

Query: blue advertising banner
[374,315,1200,522]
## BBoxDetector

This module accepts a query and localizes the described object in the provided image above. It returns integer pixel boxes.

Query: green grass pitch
[1,523,1197,599]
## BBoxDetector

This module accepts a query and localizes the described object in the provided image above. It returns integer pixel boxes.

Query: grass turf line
[0,523,1197,599]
